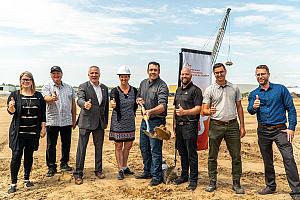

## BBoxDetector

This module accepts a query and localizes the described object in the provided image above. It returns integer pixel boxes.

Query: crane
[211,8,231,66]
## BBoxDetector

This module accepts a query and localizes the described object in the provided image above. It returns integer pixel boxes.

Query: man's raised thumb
[256,95,259,100]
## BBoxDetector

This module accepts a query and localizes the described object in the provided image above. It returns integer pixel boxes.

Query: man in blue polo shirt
[248,64,300,200]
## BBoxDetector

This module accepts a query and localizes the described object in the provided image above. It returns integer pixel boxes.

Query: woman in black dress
[109,66,138,180]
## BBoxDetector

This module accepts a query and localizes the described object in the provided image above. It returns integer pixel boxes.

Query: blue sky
[1,0,300,87]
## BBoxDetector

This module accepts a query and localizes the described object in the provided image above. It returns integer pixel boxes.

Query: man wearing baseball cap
[42,66,77,177]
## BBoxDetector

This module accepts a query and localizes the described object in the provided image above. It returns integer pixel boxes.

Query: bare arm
[202,103,211,116]
[236,100,246,138]
[176,105,201,116]
[147,104,165,116]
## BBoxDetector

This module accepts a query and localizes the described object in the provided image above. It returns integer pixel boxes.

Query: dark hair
[213,63,226,72]
[147,61,160,71]
[256,65,269,73]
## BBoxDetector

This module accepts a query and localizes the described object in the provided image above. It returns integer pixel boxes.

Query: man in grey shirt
[202,63,246,194]
[135,61,169,187]
[42,66,77,177]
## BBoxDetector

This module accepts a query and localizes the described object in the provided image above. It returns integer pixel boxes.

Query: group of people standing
[5,62,300,199]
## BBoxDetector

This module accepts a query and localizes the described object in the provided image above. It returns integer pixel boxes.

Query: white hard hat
[117,65,131,75]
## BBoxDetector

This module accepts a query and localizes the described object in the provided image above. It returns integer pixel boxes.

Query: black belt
[211,118,237,126]
[177,121,197,126]
[258,123,286,130]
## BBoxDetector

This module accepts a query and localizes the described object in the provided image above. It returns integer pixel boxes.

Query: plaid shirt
[42,81,76,126]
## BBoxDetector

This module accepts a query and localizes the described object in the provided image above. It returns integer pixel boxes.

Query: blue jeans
[139,118,165,181]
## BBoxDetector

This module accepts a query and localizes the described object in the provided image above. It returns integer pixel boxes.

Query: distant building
[0,84,16,94]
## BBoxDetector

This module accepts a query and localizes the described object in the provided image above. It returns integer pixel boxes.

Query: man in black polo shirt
[173,67,203,190]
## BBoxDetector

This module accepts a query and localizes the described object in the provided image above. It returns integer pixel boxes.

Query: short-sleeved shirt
[42,81,76,126]
[137,77,169,119]
[203,81,241,122]
[173,82,203,122]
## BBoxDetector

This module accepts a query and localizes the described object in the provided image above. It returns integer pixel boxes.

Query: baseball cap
[50,66,62,73]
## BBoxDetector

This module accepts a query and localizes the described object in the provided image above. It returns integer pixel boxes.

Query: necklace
[25,98,32,115]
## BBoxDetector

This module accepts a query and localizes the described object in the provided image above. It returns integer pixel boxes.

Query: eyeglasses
[256,73,267,77]
[21,78,32,82]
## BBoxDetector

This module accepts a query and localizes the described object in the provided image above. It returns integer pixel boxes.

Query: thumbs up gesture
[110,98,116,109]
[176,104,185,116]
[51,90,58,101]
[9,97,15,108]
[84,99,92,110]
[8,96,16,113]
[210,103,217,115]
[253,95,260,109]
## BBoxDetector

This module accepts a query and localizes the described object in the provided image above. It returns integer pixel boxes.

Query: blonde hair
[19,71,36,93]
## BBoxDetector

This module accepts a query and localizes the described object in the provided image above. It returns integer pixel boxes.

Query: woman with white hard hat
[109,66,138,180]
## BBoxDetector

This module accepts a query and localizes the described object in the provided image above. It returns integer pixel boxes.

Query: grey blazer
[77,81,109,131]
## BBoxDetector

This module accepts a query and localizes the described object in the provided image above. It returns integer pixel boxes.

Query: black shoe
[123,167,134,175]
[60,164,73,172]
[174,177,188,185]
[149,179,162,186]
[187,183,197,191]
[135,173,152,179]
[291,194,300,200]
[8,185,17,194]
[232,180,245,194]
[24,180,34,188]
[46,168,57,177]
[257,186,276,195]
[205,180,217,192]
[117,170,125,180]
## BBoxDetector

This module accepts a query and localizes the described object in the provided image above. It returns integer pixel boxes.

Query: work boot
[257,186,276,195]
[205,180,217,192]
[232,180,245,194]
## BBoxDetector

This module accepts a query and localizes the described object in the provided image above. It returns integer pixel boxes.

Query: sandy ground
[1,96,300,200]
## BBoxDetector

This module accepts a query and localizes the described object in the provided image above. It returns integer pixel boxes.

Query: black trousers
[10,134,35,184]
[46,125,72,170]
[175,122,198,184]
[258,126,300,193]
[73,128,104,178]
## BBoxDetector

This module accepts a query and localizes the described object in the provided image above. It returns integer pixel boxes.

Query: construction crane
[211,8,232,66]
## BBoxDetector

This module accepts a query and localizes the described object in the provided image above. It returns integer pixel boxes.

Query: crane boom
[211,8,231,66]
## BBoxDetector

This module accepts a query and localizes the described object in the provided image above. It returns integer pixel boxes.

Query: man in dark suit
[73,66,109,185]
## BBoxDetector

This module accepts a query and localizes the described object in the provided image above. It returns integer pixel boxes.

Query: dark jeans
[73,128,104,178]
[10,134,35,184]
[258,126,300,193]
[175,122,198,184]
[46,125,72,170]
[208,120,242,181]
[139,118,165,182]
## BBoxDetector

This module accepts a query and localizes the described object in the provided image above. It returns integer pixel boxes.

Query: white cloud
[192,7,225,16]
[232,3,296,13]
[0,0,150,45]
[234,15,268,27]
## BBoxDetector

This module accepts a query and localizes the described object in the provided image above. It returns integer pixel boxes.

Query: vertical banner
[179,48,212,150]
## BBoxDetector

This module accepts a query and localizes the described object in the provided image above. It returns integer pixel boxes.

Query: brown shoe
[257,186,276,195]
[95,172,105,179]
[75,177,83,185]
